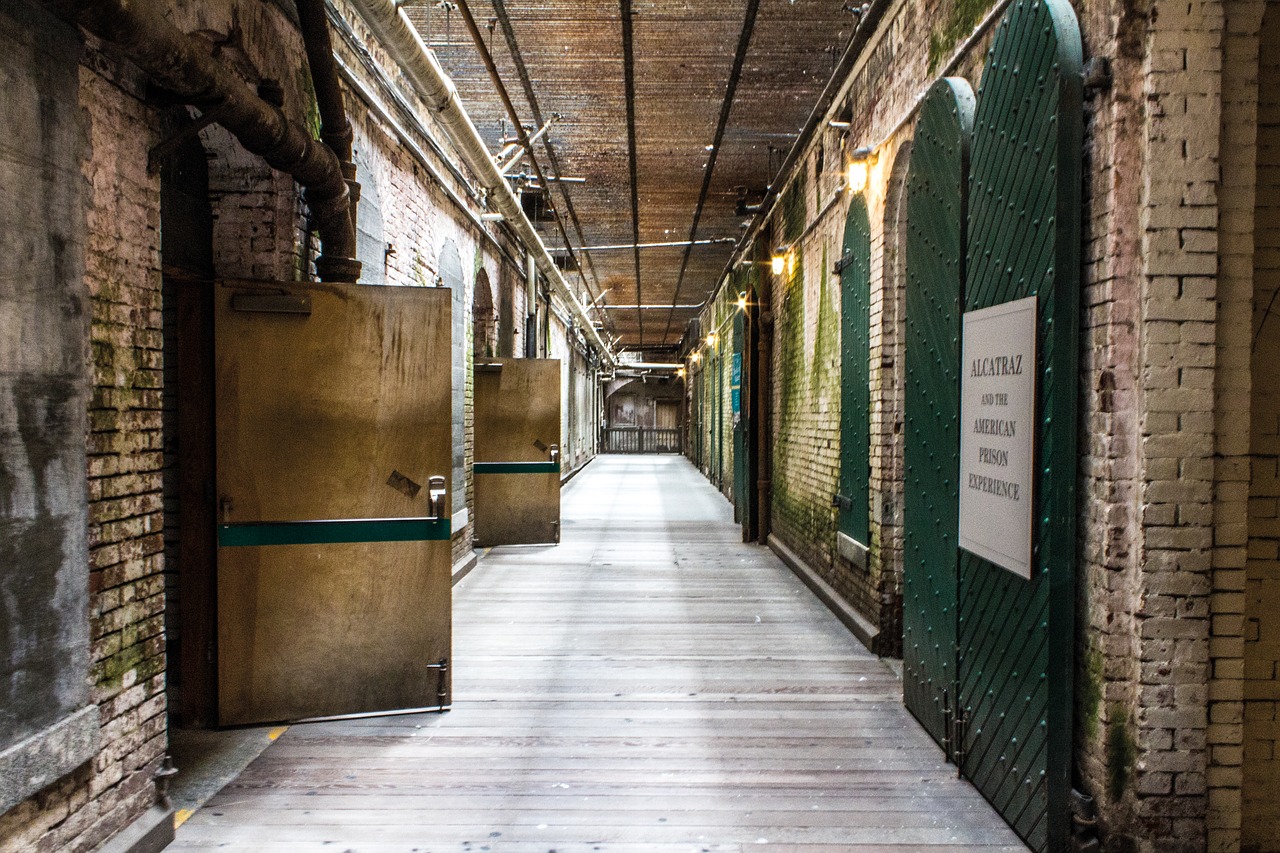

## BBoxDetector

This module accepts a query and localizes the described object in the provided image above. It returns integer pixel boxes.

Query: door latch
[427,476,447,519]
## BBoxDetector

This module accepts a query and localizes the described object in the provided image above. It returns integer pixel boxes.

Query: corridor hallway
[170,455,1026,852]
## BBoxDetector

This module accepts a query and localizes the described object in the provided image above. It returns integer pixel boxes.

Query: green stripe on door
[218,517,451,547]
[474,462,560,474]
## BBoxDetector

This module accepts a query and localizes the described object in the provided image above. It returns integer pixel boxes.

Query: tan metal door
[214,281,453,725]
[473,358,561,545]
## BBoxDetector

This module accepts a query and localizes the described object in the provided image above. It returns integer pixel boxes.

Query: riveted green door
[215,281,453,725]
[903,77,975,750]
[732,309,748,521]
[958,1,1082,850]
[473,358,562,546]
[838,197,871,549]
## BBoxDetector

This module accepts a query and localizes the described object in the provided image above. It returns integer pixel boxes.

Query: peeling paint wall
[0,0,96,824]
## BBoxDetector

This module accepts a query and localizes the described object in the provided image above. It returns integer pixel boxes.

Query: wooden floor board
[172,455,1025,851]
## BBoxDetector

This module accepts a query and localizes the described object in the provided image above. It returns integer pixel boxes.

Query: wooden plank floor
[172,454,1027,852]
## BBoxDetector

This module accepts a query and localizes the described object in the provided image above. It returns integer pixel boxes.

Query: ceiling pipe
[566,238,737,252]
[66,0,361,282]
[347,0,616,365]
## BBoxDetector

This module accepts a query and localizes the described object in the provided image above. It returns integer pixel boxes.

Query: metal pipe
[349,0,613,362]
[496,119,554,172]
[295,0,360,280]
[568,238,736,252]
[602,305,702,311]
[68,0,360,281]
[296,0,353,162]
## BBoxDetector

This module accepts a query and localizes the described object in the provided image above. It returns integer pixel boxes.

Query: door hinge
[942,689,953,763]
[953,709,969,778]
[424,658,449,713]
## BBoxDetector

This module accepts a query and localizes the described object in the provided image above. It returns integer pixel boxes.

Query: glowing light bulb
[771,255,786,275]
[847,160,869,194]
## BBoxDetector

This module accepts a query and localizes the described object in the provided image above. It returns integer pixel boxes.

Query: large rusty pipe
[68,0,360,281]
[346,0,615,366]
[295,0,361,278]
[295,0,353,163]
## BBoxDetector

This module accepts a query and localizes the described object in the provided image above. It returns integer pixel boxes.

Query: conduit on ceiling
[345,0,619,365]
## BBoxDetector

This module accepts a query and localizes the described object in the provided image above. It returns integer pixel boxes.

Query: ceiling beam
[660,0,761,346]
[489,0,614,338]
[619,0,644,346]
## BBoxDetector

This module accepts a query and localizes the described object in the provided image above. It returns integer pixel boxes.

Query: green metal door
[837,198,872,545]
[959,1,1082,850]
[903,78,975,750]
[732,310,748,518]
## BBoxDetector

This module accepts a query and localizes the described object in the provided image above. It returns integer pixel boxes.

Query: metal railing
[603,427,683,454]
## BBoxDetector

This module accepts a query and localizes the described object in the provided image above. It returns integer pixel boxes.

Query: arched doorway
[473,268,496,358]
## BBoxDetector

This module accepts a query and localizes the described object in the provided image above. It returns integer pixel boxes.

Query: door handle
[549,444,560,464]
[427,476,447,519]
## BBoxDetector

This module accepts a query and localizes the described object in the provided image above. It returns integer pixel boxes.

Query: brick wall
[1072,0,1151,844]
[705,0,1267,848]
[769,174,847,603]
[759,0,996,650]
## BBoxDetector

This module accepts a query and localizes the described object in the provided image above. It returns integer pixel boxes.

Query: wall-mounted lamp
[676,367,686,378]
[771,254,787,275]
[847,146,874,195]
[690,351,702,363]
[736,291,748,311]
[706,332,719,348]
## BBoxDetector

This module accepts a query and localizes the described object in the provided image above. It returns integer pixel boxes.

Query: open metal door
[215,281,453,726]
[957,1,1082,849]
[903,77,974,752]
[473,357,561,545]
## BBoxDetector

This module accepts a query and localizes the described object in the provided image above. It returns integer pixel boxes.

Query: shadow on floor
[166,724,285,827]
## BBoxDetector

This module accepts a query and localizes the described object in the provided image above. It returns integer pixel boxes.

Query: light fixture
[736,292,748,311]
[706,332,719,348]
[676,367,686,378]
[771,254,786,275]
[690,351,702,363]
[847,145,874,194]
[847,160,869,193]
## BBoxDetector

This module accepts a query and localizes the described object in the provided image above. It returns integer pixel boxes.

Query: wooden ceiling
[408,0,855,353]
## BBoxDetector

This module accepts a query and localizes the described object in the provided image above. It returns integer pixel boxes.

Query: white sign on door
[958,295,1037,579]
